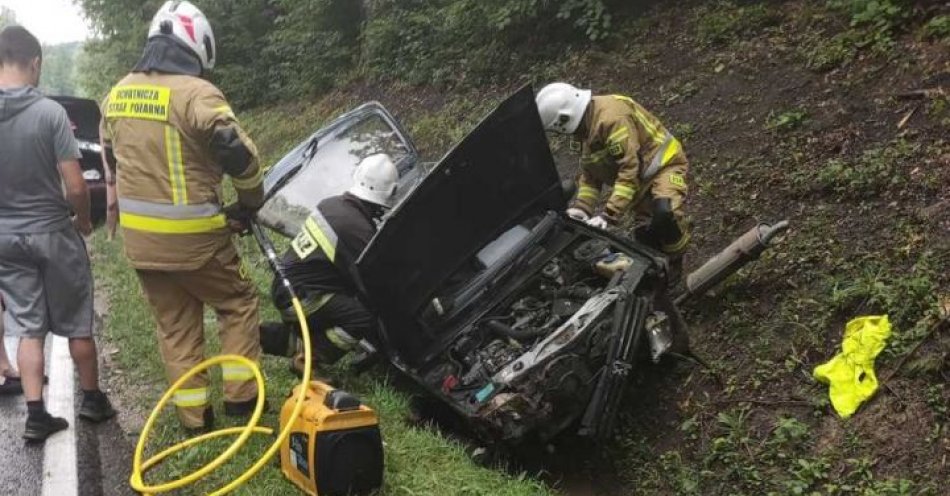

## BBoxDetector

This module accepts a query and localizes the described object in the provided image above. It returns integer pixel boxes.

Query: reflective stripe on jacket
[101,72,262,270]
[271,193,377,313]
[571,95,688,220]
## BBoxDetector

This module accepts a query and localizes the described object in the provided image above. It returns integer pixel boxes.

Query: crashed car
[53,96,107,223]
[258,86,787,443]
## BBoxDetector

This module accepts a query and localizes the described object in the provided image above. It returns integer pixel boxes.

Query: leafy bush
[78,0,615,105]
[922,14,950,40]
[828,258,940,358]
[815,139,919,196]
[766,109,808,132]
[362,0,614,86]
[828,0,908,51]
[693,1,781,46]
[802,31,858,71]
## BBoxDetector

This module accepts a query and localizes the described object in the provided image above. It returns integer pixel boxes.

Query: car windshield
[257,111,417,236]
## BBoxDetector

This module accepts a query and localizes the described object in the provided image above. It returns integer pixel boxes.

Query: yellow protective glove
[813,315,891,419]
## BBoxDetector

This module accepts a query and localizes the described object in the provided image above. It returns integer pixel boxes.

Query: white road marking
[42,335,78,496]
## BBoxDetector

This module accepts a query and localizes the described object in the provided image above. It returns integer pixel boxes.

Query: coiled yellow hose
[130,223,313,495]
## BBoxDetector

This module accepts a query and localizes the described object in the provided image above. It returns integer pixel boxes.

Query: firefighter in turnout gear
[260,154,398,375]
[99,1,263,431]
[536,82,691,265]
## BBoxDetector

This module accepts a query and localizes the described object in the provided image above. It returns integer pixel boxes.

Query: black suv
[53,96,107,223]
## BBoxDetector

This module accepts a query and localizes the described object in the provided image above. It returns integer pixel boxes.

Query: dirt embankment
[241,1,948,494]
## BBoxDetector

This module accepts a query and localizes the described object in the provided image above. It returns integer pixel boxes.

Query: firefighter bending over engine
[536,82,691,278]
[260,154,398,375]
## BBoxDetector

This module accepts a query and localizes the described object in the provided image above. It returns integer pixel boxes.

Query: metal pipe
[675,220,790,305]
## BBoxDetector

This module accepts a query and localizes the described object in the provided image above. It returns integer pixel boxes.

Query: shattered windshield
[257,110,417,237]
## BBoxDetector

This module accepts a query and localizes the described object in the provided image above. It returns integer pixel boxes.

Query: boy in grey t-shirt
[0,25,115,441]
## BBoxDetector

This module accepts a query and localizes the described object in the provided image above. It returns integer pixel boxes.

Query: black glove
[223,203,255,235]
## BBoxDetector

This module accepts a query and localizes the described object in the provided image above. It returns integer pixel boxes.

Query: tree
[40,42,82,96]
[0,6,18,29]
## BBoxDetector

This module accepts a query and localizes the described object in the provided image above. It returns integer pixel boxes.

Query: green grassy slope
[92,1,948,495]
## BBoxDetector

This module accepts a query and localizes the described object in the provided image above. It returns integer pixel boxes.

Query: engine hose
[129,222,313,495]
[484,319,546,341]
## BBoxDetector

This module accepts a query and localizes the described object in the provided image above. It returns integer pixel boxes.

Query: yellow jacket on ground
[813,315,892,419]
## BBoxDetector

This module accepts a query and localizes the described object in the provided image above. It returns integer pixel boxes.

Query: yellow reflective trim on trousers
[164,126,187,205]
[325,327,358,351]
[613,183,637,200]
[662,230,691,254]
[231,166,263,190]
[120,212,227,234]
[577,185,600,200]
[301,293,334,314]
[304,216,337,263]
[173,387,209,408]
[222,362,256,381]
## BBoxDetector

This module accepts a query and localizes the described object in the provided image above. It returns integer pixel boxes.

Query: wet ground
[0,335,134,496]
[1,336,45,496]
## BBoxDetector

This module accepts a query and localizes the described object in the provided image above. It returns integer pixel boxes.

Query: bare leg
[69,337,100,391]
[17,336,46,402]
[0,300,16,378]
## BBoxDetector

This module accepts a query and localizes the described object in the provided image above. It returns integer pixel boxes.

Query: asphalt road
[1,336,134,496]
[0,336,44,496]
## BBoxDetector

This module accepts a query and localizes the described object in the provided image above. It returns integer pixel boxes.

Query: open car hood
[357,85,565,360]
[51,96,100,142]
[257,102,421,237]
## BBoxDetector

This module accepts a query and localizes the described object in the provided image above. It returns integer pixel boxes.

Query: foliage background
[76,0,618,104]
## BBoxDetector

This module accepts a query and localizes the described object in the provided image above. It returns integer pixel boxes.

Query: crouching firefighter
[260,154,399,376]
[99,1,265,432]
[536,82,691,279]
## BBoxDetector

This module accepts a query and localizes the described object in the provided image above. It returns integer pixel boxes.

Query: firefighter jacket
[571,95,689,227]
[100,72,263,271]
[271,193,377,316]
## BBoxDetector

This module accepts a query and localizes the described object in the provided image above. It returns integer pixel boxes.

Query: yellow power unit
[279,381,383,495]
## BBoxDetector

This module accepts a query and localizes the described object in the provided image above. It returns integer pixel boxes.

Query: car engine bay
[421,230,655,440]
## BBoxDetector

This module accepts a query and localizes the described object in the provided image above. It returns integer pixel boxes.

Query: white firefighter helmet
[348,154,399,208]
[535,82,592,134]
[148,1,217,70]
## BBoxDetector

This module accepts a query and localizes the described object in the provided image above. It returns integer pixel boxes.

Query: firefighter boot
[224,396,268,418]
[184,408,215,436]
[79,390,117,423]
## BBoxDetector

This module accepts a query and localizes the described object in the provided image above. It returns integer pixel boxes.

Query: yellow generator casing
[279,381,383,496]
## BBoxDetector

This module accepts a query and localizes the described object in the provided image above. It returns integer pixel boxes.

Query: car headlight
[82,169,102,181]
[78,141,102,154]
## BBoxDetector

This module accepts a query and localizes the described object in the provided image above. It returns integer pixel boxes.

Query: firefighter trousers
[135,248,261,428]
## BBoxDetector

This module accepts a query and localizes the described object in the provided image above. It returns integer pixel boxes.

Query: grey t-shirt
[0,86,81,233]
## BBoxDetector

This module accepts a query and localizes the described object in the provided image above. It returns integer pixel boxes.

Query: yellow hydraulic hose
[130,222,313,495]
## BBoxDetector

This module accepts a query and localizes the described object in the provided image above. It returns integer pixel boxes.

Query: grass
[766,109,808,132]
[91,228,554,495]
[88,1,950,494]
[692,1,781,46]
